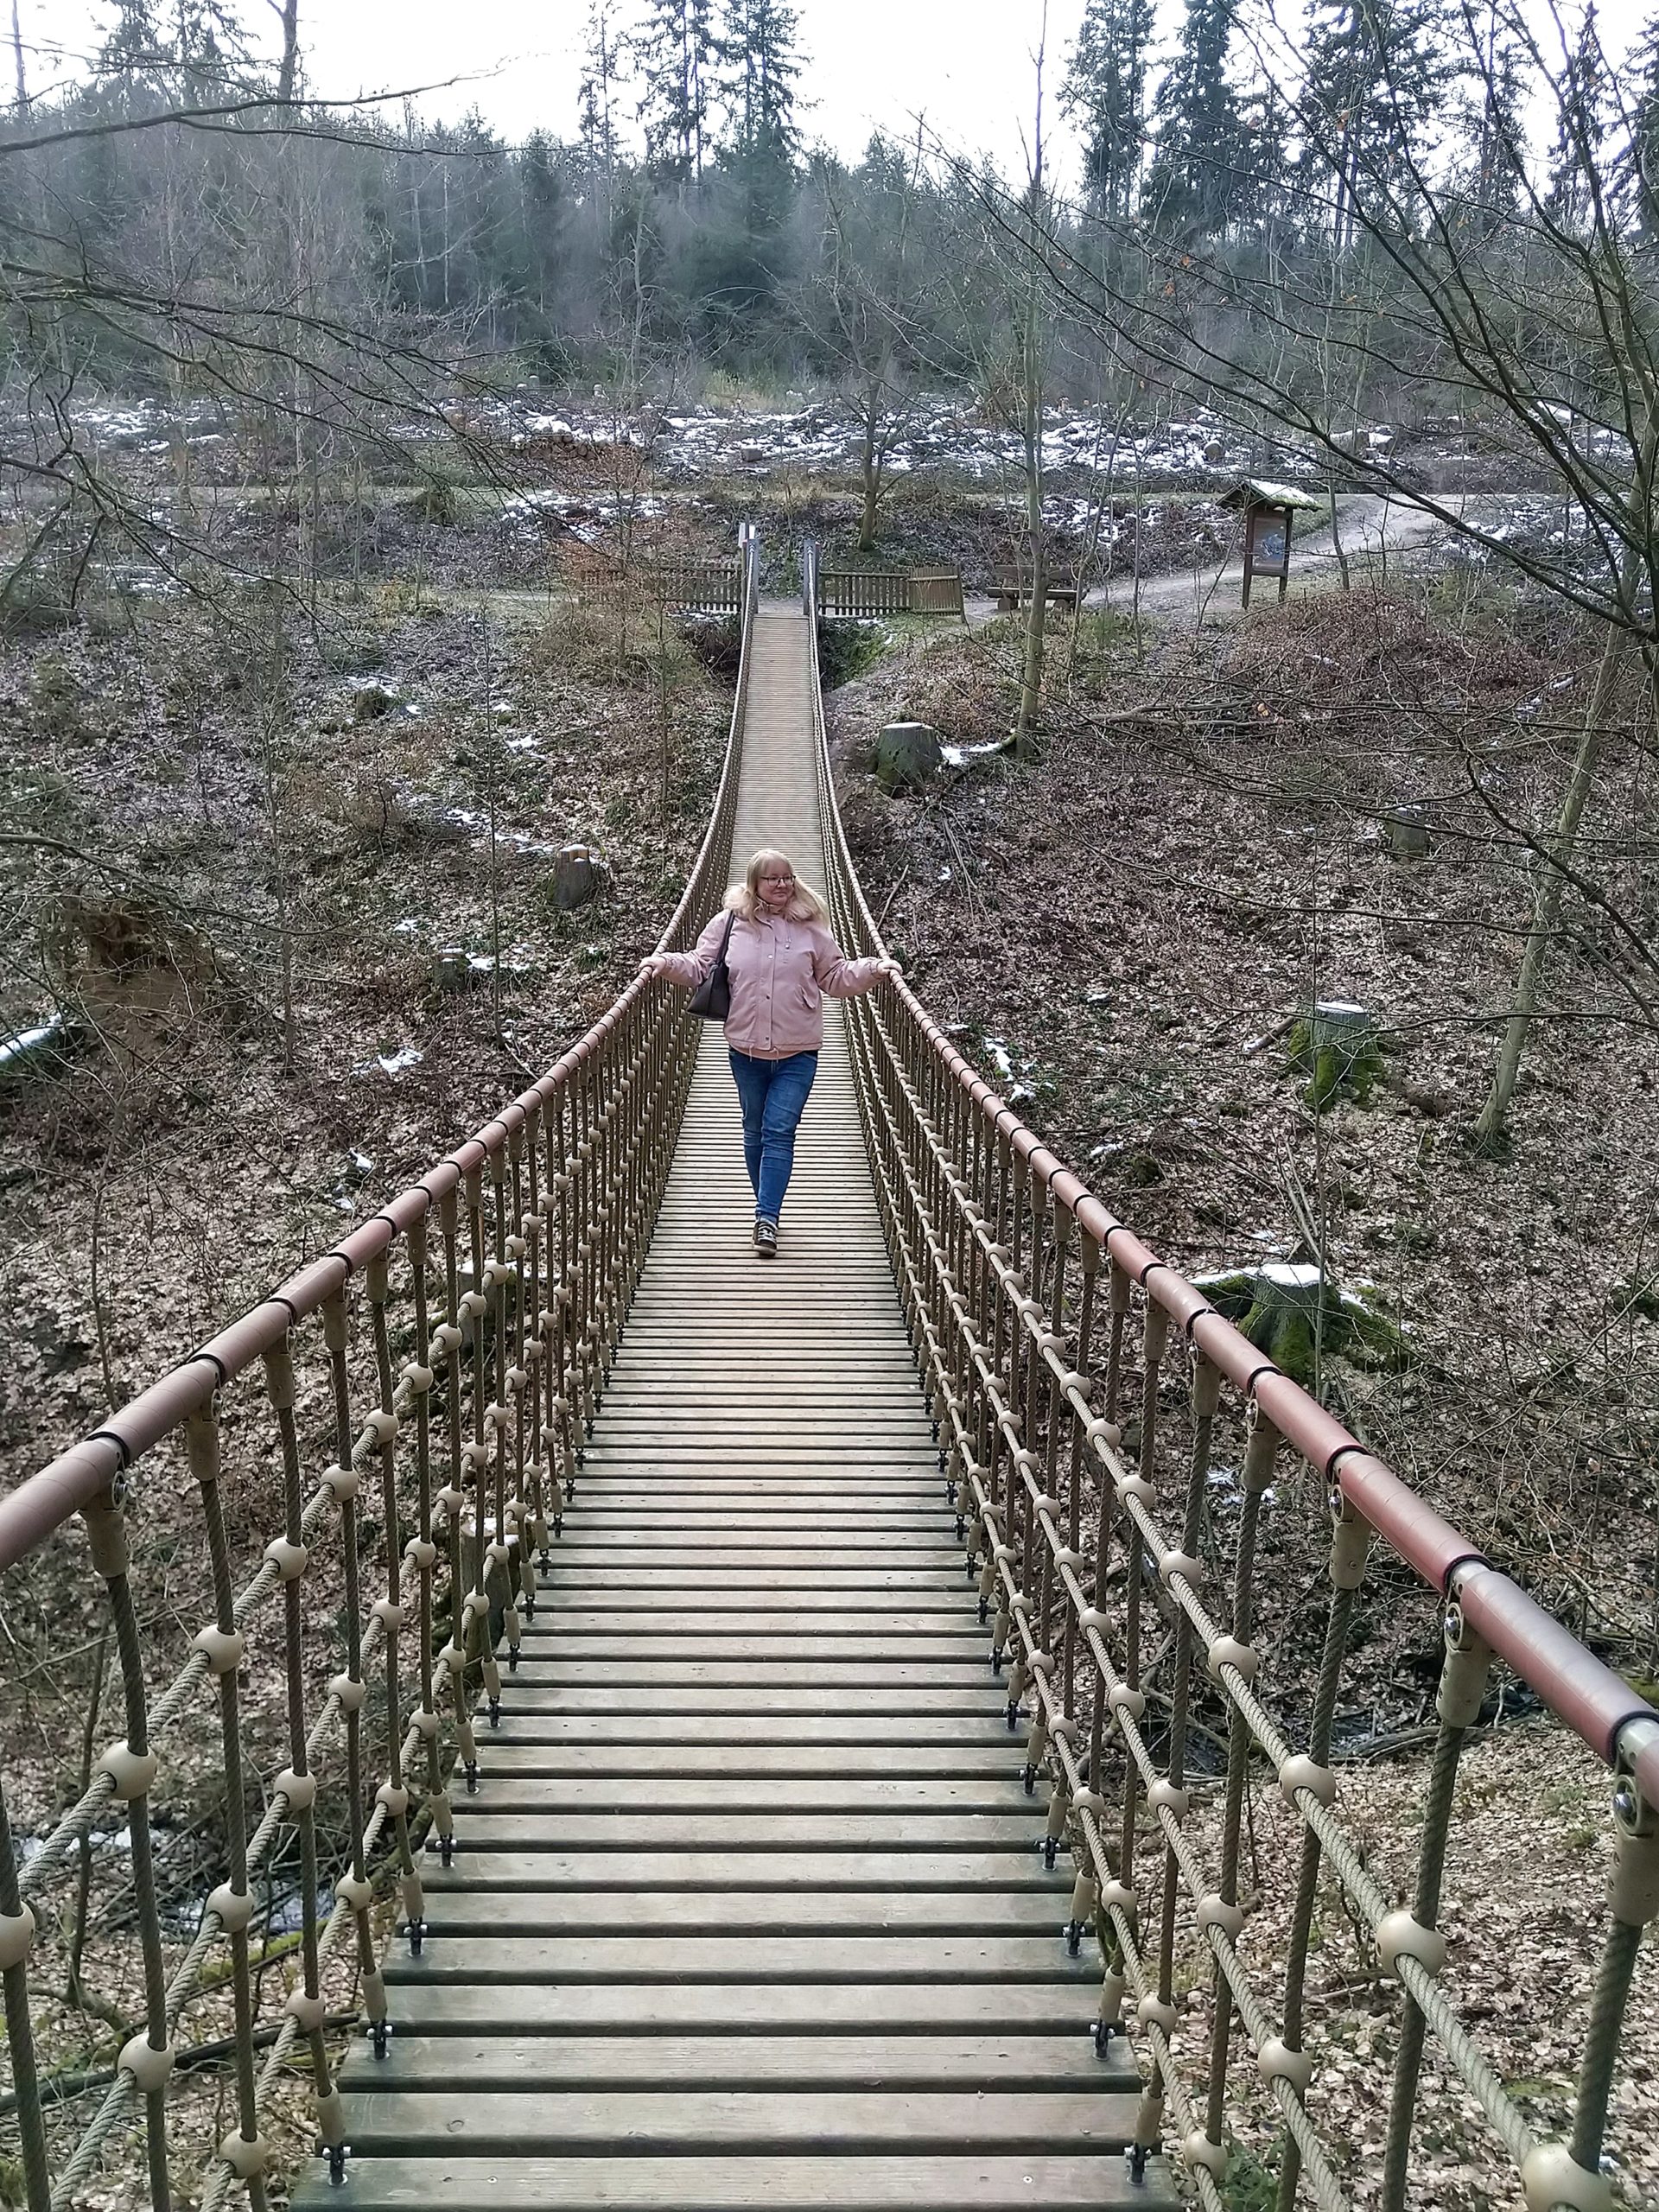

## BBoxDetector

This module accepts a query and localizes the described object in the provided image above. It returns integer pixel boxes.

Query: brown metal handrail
[802,537,1657,2212]
[0,538,763,2210]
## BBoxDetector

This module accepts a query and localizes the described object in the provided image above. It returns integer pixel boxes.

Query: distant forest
[3,0,1656,397]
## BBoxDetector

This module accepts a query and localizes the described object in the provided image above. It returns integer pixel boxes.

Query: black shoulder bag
[687,910,737,1021]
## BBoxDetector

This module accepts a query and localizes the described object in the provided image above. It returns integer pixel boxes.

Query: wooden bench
[991,579,1081,613]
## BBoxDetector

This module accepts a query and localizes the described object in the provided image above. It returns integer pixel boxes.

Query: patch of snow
[467,951,535,976]
[375,1046,423,1076]
[0,1014,63,1068]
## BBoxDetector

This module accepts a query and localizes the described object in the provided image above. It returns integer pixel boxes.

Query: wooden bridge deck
[294,607,1171,2209]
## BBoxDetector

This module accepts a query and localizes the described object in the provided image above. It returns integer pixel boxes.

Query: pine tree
[98,0,162,86]
[576,0,623,220]
[1448,0,1529,228]
[1144,0,1247,235]
[717,0,804,168]
[1544,2,1611,232]
[1300,0,1451,250]
[98,0,248,96]
[1621,11,1659,238]
[1062,0,1155,219]
[636,0,718,185]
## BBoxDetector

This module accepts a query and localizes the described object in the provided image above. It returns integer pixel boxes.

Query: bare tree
[978,0,1659,1128]
[800,132,931,552]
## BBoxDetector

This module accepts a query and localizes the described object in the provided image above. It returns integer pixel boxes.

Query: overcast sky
[22,0,1655,180]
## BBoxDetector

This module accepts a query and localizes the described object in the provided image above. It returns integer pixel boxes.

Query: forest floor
[1,416,1654,2208]
[829,583,1658,1662]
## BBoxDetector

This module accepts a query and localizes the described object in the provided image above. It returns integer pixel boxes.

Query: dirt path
[963,493,1480,631]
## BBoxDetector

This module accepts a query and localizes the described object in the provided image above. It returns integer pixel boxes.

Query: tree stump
[430,947,469,993]
[1384,804,1430,860]
[1287,1001,1383,1111]
[550,844,604,910]
[874,721,944,794]
[351,683,397,722]
[1196,1262,1408,1386]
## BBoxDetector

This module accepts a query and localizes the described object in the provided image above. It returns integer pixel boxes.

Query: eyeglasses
[760,874,794,887]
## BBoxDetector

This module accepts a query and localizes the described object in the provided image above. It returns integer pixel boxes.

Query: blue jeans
[728,1048,818,1224]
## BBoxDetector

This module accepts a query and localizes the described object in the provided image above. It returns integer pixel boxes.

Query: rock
[550,843,605,910]
[737,445,766,467]
[1287,1001,1383,1112]
[352,684,396,722]
[1384,804,1430,860]
[1203,438,1227,464]
[1196,1262,1409,1386]
[874,721,944,794]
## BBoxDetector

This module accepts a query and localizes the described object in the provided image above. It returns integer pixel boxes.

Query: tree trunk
[10,0,25,110]
[858,396,880,552]
[275,0,299,101]
[1328,480,1350,593]
[1014,276,1046,757]
[1471,619,1627,1149]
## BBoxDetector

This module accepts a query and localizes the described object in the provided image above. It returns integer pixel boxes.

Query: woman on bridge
[641,849,897,1256]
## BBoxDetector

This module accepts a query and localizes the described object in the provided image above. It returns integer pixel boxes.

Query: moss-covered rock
[1287,1000,1384,1112]
[1196,1262,1408,1386]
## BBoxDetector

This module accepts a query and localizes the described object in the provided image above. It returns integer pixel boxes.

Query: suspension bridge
[0,540,1653,2212]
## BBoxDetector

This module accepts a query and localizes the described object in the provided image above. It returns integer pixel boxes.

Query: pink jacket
[658,904,885,1058]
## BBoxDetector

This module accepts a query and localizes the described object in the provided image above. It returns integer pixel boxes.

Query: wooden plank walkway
[293,607,1171,2209]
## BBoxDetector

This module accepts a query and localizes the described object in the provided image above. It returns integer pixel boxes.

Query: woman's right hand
[638,954,668,979]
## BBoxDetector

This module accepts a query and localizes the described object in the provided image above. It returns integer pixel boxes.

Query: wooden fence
[820,567,964,619]
[651,561,744,613]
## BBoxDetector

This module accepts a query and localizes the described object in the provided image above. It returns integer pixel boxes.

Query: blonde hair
[724,848,827,925]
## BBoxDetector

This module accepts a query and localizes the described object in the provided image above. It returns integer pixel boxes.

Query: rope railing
[802,537,1658,2212]
[0,537,763,2211]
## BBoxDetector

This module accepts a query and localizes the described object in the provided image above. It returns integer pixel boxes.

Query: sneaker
[753,1217,778,1258]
